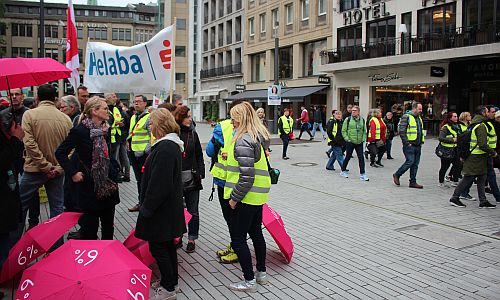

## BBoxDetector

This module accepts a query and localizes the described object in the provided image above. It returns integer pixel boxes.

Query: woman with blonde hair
[224,101,271,292]
[56,97,120,240]
[134,108,186,299]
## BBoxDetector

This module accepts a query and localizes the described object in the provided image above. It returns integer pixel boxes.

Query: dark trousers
[368,142,385,164]
[229,203,266,281]
[280,134,290,158]
[342,142,365,174]
[298,123,312,139]
[149,240,178,292]
[395,145,422,184]
[487,157,500,201]
[16,162,40,227]
[386,139,393,158]
[184,190,200,240]
[439,156,461,183]
[451,174,488,204]
[218,185,231,227]
[128,152,147,204]
[80,207,116,240]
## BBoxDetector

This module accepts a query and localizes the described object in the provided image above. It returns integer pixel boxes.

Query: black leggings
[439,156,461,183]
[80,207,116,240]
[280,134,290,158]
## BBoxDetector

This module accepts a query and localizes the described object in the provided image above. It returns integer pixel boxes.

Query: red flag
[66,0,80,90]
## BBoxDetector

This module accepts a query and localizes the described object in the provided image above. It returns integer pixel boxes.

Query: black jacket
[0,131,23,234]
[313,109,322,123]
[55,123,120,212]
[326,118,345,147]
[135,139,186,242]
[179,124,205,178]
[384,117,396,140]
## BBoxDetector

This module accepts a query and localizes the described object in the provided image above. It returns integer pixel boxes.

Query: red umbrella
[15,240,151,300]
[124,209,192,266]
[0,57,71,91]
[0,212,82,283]
[262,204,294,264]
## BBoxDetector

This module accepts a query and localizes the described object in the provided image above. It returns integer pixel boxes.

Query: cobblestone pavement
[3,123,500,300]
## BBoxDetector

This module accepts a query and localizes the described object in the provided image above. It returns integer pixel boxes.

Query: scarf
[82,118,113,198]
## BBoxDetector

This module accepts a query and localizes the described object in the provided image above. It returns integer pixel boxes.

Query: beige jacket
[22,101,72,173]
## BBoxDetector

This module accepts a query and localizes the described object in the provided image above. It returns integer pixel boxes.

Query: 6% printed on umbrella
[127,273,149,300]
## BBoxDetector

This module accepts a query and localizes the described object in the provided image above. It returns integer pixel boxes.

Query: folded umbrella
[15,240,151,300]
[0,212,82,283]
[262,204,294,264]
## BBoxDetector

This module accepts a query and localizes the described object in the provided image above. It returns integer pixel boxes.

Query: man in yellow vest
[485,105,500,202]
[205,99,244,263]
[393,102,424,188]
[277,108,294,159]
[449,105,497,208]
[127,95,151,212]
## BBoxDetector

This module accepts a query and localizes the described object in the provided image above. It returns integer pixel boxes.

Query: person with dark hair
[278,108,294,160]
[484,106,499,202]
[384,111,396,159]
[173,106,204,253]
[77,86,90,111]
[393,102,424,189]
[18,84,72,243]
[437,111,461,188]
[128,95,151,212]
[449,106,497,208]
[159,102,177,112]
[296,105,313,140]
[311,106,326,140]
[205,99,245,264]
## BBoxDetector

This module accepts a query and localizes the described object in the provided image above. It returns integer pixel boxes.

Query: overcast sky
[25,0,155,7]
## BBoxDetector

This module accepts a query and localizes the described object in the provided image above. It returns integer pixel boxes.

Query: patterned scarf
[82,118,112,198]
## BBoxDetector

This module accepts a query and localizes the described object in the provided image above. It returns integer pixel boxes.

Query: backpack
[456,125,478,160]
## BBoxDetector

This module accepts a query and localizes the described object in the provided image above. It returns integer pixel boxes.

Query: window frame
[286,4,294,25]
[260,13,266,33]
[249,17,255,36]
[301,0,310,21]
[318,0,326,16]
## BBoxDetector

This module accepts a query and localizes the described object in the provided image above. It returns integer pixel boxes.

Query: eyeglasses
[11,93,22,97]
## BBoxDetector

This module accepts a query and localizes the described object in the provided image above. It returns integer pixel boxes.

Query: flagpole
[169,18,176,104]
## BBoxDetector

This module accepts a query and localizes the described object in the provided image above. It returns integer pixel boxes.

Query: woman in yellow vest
[367,109,387,168]
[277,108,294,159]
[437,112,461,188]
[225,101,271,293]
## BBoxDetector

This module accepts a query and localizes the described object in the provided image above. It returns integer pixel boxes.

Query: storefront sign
[430,66,445,77]
[466,61,500,80]
[318,76,331,84]
[44,38,66,45]
[422,0,446,7]
[368,72,402,83]
[235,84,246,91]
[343,2,390,26]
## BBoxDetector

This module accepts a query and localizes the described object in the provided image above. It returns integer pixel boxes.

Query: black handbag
[264,152,280,184]
[435,144,455,159]
[181,132,202,193]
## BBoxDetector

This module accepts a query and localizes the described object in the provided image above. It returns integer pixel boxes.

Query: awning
[281,86,328,99]
[196,88,226,97]
[225,89,269,101]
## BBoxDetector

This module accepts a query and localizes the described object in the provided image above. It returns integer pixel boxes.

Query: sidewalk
[3,123,499,299]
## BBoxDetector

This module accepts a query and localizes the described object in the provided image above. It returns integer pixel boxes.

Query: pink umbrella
[0,57,71,91]
[15,240,151,300]
[0,212,82,283]
[124,209,192,266]
[262,204,294,264]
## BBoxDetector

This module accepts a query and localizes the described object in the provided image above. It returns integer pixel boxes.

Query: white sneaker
[360,174,369,181]
[340,171,349,178]
[149,287,176,300]
[438,183,449,188]
[255,271,269,285]
[229,279,257,293]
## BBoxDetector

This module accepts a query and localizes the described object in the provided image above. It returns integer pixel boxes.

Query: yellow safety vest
[440,124,458,148]
[129,112,150,152]
[406,114,424,143]
[327,121,338,144]
[110,106,123,144]
[368,117,384,140]
[470,123,486,155]
[279,115,294,134]
[210,120,234,181]
[223,141,271,205]
[486,122,497,149]
[459,123,467,132]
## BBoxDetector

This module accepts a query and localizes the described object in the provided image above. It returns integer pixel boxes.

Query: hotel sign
[343,2,390,26]
[422,0,446,7]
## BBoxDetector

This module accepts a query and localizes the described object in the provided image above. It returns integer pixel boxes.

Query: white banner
[84,26,174,93]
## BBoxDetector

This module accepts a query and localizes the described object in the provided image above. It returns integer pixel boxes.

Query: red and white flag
[66,0,80,90]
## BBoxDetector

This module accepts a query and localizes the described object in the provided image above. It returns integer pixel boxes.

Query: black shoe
[450,198,466,208]
[485,187,493,194]
[122,176,131,182]
[326,167,335,171]
[370,163,379,168]
[128,204,141,212]
[309,137,314,141]
[375,162,384,167]
[326,151,331,158]
[387,156,394,159]
[364,151,369,160]
[116,177,123,183]
[479,202,496,209]
[185,241,195,253]
[67,229,83,240]
[175,240,183,249]
[282,157,290,160]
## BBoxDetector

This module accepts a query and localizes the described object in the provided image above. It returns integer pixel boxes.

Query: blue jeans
[19,172,64,227]
[342,142,365,174]
[395,145,422,184]
[184,190,200,240]
[311,122,325,138]
[386,139,393,158]
[326,146,345,170]
[487,157,500,201]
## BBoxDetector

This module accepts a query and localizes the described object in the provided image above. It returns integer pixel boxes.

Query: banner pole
[169,18,177,104]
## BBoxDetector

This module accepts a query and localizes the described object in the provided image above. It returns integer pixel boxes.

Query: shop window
[366,17,396,57]
[251,52,266,82]
[417,3,456,37]
[303,39,327,76]
[176,73,186,83]
[279,46,293,79]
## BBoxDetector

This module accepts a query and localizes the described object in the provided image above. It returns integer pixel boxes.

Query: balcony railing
[321,24,500,65]
[200,62,242,79]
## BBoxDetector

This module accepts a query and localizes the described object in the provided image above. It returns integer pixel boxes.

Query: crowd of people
[0,83,499,299]
[0,86,273,299]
